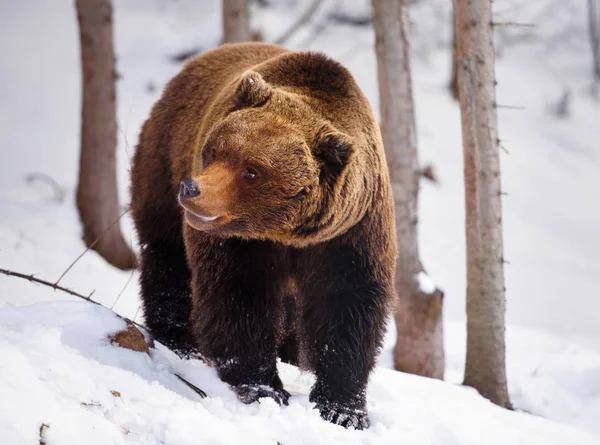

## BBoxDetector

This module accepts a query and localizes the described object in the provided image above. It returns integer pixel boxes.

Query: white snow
[416,271,437,294]
[1,0,600,443]
[1,301,599,445]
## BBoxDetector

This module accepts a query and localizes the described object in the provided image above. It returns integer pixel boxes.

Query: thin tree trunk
[590,0,600,82]
[373,0,445,379]
[76,0,136,270]
[449,0,459,100]
[222,0,251,43]
[455,0,512,408]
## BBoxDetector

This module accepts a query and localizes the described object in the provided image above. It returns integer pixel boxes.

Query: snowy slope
[1,301,599,445]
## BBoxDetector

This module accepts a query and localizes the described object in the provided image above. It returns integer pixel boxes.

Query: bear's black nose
[179,178,200,200]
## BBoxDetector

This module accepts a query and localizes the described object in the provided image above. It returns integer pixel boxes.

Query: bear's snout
[179,178,200,200]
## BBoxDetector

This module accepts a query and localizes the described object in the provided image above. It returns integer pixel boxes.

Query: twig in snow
[111,268,135,310]
[0,266,148,332]
[54,207,133,287]
[175,373,207,398]
[1,268,97,302]
[26,172,65,203]
[2,267,209,398]
[111,232,137,310]
[132,305,141,324]
[274,0,324,45]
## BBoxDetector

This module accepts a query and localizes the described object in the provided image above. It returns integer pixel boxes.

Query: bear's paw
[232,383,291,406]
[315,402,370,430]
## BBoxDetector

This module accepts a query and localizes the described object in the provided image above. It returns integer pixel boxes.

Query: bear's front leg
[188,235,290,406]
[298,243,391,430]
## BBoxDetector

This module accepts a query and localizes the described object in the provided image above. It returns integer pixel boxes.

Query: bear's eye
[242,167,259,181]
[202,147,217,168]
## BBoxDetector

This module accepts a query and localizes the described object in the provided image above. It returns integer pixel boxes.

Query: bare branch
[1,266,148,334]
[495,104,525,110]
[589,0,600,81]
[493,22,535,28]
[1,267,98,303]
[175,374,207,398]
[55,207,133,287]
[111,260,136,310]
[274,0,325,45]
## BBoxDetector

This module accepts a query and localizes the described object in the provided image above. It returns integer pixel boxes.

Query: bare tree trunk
[222,0,250,43]
[373,0,445,379]
[76,0,136,270]
[449,0,459,100]
[455,0,511,408]
[590,0,600,84]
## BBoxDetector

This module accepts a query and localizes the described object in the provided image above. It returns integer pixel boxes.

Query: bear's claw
[232,384,291,406]
[317,403,370,430]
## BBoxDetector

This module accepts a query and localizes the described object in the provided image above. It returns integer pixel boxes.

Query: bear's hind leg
[139,238,197,357]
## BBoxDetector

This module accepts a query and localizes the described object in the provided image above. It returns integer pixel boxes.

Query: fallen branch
[0,266,148,332]
[1,267,97,302]
[1,267,208,399]
[175,374,207,398]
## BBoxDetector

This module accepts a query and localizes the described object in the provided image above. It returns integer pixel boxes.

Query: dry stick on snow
[111,266,135,310]
[274,0,325,45]
[132,305,141,324]
[0,267,148,332]
[1,268,97,302]
[175,374,207,398]
[54,207,133,287]
[0,267,207,399]
[111,232,137,310]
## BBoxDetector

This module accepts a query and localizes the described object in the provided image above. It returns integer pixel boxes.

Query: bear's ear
[315,132,355,182]
[232,71,272,109]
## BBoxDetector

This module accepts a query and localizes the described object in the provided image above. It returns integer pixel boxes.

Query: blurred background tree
[372,0,445,379]
[223,0,251,43]
[75,0,136,270]
[455,0,511,408]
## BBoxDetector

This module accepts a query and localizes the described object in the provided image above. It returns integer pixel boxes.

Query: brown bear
[130,42,397,430]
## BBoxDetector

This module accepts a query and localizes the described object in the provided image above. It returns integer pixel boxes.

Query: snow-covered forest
[1,0,599,444]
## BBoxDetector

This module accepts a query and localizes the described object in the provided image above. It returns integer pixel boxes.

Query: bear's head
[178,56,376,246]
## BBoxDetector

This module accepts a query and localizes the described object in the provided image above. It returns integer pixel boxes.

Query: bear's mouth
[184,209,222,225]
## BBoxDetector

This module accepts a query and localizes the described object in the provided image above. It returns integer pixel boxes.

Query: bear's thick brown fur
[130,42,397,429]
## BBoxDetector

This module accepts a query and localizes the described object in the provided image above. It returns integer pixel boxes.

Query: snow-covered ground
[1,301,599,445]
[1,0,599,443]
